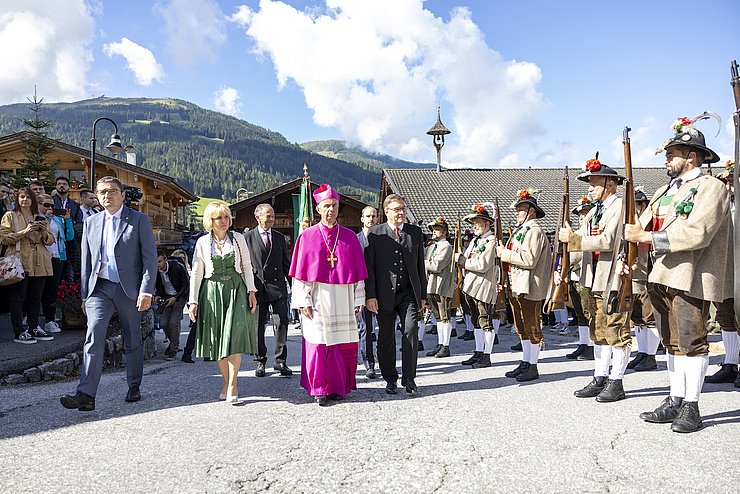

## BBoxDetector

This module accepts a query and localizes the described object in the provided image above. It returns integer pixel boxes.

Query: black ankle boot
[511,341,522,351]
[634,354,658,372]
[595,379,626,402]
[472,353,491,368]
[574,376,607,398]
[639,396,683,423]
[704,363,738,383]
[435,345,450,358]
[462,330,475,341]
[461,351,482,365]
[505,361,528,378]
[577,346,595,361]
[566,344,586,360]
[626,352,646,369]
[516,363,539,382]
[426,344,443,357]
[671,401,702,433]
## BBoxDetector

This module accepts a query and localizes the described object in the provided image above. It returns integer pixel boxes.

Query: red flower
[585,159,601,172]
[517,189,531,200]
[437,216,445,222]
[727,160,735,170]
[678,116,692,127]
[579,195,590,205]
[472,204,485,214]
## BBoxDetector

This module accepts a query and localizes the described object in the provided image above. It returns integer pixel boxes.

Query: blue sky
[2,0,739,171]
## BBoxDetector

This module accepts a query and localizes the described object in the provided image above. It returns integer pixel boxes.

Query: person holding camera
[37,194,74,334]
[155,250,189,360]
[0,187,55,344]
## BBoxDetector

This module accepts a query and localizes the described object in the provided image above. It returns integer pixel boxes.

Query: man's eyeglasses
[97,188,121,196]
[388,207,406,213]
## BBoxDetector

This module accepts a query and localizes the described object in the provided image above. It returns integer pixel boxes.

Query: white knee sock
[483,331,495,354]
[437,321,446,345]
[474,328,485,352]
[722,330,740,365]
[646,326,661,356]
[609,345,631,379]
[522,339,532,362]
[683,355,710,402]
[668,354,685,398]
[595,345,612,377]
[529,341,541,364]
[492,318,500,335]
[417,321,425,341]
[578,326,589,345]
[633,326,644,353]
[442,322,452,346]
[465,314,474,332]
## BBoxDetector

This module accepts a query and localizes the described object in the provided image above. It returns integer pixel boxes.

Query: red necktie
[264,232,271,250]
[394,227,399,238]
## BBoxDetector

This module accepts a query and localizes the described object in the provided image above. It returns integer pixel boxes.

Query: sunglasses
[42,203,54,208]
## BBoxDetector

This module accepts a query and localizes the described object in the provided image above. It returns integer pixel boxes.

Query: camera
[123,185,143,207]
[34,215,47,222]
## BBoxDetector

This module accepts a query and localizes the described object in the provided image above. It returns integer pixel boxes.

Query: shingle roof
[382,167,672,235]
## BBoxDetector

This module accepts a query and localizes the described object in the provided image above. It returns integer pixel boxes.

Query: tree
[11,87,61,190]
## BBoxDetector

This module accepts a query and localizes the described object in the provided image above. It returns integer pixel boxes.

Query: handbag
[0,213,25,286]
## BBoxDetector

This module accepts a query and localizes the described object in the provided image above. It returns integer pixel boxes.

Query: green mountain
[300,139,433,171]
[0,97,384,204]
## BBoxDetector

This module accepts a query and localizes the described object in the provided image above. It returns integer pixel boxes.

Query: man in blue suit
[60,176,157,411]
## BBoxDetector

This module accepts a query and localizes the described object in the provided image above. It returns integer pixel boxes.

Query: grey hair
[254,203,274,217]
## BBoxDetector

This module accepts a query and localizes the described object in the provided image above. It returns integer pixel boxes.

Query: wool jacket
[189,231,257,305]
[458,230,498,304]
[500,219,551,301]
[425,238,454,298]
[0,211,54,277]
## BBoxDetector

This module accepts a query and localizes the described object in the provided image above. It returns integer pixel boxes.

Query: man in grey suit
[60,176,157,411]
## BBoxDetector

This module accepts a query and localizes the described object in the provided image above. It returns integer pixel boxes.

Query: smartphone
[52,208,67,216]
[34,215,47,222]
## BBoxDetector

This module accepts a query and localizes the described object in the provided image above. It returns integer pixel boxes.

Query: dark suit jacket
[245,227,290,304]
[365,223,427,310]
[53,195,83,224]
[155,259,189,301]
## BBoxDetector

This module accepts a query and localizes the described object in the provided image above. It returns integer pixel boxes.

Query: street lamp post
[90,117,125,186]
[426,104,451,173]
[236,188,251,201]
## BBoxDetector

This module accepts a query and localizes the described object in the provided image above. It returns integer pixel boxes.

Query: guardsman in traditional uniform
[565,196,596,361]
[497,189,551,382]
[703,160,739,387]
[626,188,661,372]
[456,203,498,368]
[625,116,734,432]
[424,217,454,358]
[559,155,631,402]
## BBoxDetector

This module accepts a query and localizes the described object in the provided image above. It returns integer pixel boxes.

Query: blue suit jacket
[81,205,157,300]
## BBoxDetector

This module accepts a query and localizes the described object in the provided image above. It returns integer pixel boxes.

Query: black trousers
[255,297,289,365]
[11,276,45,336]
[41,258,64,322]
[376,287,419,384]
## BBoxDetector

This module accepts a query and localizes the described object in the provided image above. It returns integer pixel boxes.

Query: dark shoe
[462,330,475,341]
[671,401,702,433]
[511,341,522,351]
[255,362,266,377]
[566,344,586,360]
[461,351,482,366]
[493,334,499,345]
[425,325,437,335]
[426,344,443,357]
[577,346,595,361]
[181,354,195,363]
[505,361,528,378]
[595,379,625,402]
[634,354,658,372]
[574,376,607,398]
[457,329,469,339]
[450,328,458,338]
[472,353,491,369]
[315,395,328,406]
[165,350,176,361]
[435,346,451,358]
[385,382,398,395]
[60,391,95,411]
[366,368,377,379]
[735,373,740,389]
[274,363,293,377]
[704,363,738,383]
[401,376,406,387]
[405,378,418,394]
[417,341,425,351]
[328,393,344,401]
[516,363,539,382]
[626,352,646,370]
[125,385,141,403]
[657,343,666,355]
[639,396,684,423]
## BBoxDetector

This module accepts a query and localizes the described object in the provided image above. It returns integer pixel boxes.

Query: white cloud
[234,0,547,167]
[103,38,164,86]
[154,0,227,67]
[0,0,95,104]
[213,86,242,116]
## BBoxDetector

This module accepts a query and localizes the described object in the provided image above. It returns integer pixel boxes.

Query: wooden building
[230,178,371,250]
[0,131,198,247]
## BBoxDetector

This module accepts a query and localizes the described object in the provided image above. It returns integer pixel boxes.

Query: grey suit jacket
[81,205,157,301]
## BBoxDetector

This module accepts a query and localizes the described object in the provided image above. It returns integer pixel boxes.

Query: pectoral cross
[327,254,338,268]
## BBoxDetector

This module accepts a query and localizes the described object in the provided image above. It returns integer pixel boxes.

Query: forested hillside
[300,139,432,171]
[0,97,383,203]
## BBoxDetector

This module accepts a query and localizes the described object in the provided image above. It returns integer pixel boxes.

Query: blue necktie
[107,216,120,283]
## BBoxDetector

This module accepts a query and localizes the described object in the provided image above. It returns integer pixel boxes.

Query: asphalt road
[1,320,738,493]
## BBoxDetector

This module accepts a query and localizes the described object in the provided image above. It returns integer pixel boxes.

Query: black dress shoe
[385,382,398,394]
[640,396,683,423]
[274,363,293,377]
[450,328,458,338]
[435,345,450,358]
[328,393,344,400]
[626,352,646,369]
[462,330,475,341]
[472,353,491,368]
[566,344,586,360]
[671,401,702,433]
[315,396,329,406]
[60,391,95,411]
[255,362,266,377]
[704,363,738,383]
[181,354,195,363]
[505,361,528,378]
[595,379,625,402]
[457,329,469,339]
[426,344,443,357]
[511,341,522,351]
[366,368,377,379]
[634,354,657,372]
[405,378,417,394]
[577,346,595,361]
[418,341,425,351]
[574,376,607,398]
[125,385,141,403]
[516,363,539,382]
[461,351,482,366]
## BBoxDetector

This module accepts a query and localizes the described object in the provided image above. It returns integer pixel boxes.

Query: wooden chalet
[0,131,198,247]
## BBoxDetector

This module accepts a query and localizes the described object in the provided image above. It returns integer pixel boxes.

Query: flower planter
[62,311,87,330]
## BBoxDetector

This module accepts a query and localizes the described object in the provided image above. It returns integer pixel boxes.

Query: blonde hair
[202,201,233,231]
[36,194,52,204]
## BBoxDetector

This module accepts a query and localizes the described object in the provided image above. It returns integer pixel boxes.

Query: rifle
[731,60,740,320]
[493,198,511,312]
[450,215,463,309]
[544,165,570,313]
[604,126,637,314]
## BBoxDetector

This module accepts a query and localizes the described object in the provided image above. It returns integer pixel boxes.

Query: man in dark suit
[53,176,83,281]
[365,194,428,394]
[155,250,189,360]
[245,203,292,377]
[60,176,157,411]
